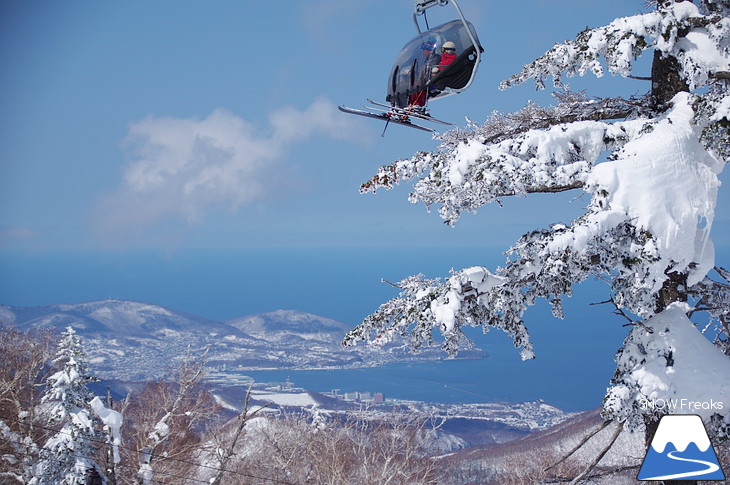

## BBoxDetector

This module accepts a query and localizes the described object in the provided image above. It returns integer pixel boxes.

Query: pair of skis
[338,99,452,134]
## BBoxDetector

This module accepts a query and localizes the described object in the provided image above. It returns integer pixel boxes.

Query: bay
[242,343,615,413]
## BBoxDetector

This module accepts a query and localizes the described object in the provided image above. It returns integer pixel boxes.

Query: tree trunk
[651,50,690,109]
[656,271,689,313]
[651,1,691,109]
[648,0,692,472]
[648,274,692,485]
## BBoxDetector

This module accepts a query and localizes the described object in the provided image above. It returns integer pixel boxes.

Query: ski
[338,105,434,133]
[366,98,400,109]
[366,99,453,125]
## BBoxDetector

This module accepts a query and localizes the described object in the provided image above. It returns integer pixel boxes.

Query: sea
[236,355,614,413]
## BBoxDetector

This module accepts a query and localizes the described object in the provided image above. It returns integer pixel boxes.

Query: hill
[438,407,645,484]
[0,299,484,380]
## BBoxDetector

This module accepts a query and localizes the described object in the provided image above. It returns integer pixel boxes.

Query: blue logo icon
[638,414,725,481]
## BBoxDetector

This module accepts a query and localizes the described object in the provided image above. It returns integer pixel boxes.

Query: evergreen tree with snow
[31,327,106,485]
[344,0,730,474]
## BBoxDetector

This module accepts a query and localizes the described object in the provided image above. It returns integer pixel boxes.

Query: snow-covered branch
[473,93,642,146]
[500,2,729,92]
[360,92,642,208]
[691,266,730,355]
[89,396,123,466]
[363,107,649,227]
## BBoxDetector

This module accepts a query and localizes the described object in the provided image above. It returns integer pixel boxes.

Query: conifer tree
[30,327,105,485]
[343,1,730,474]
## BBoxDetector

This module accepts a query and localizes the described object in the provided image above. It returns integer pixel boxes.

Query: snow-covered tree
[31,327,106,485]
[0,326,56,483]
[343,0,730,467]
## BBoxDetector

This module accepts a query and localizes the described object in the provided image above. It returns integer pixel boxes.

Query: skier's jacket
[438,51,457,70]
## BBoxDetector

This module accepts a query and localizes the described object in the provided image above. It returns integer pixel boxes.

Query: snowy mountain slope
[227,309,353,344]
[1,300,263,379]
[1,299,241,339]
[438,408,645,484]
[0,300,483,381]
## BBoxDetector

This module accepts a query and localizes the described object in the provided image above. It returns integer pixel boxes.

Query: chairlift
[339,0,483,133]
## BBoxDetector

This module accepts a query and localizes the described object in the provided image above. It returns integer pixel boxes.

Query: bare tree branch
[209,385,271,485]
[545,420,612,472]
[479,95,640,146]
[568,421,625,485]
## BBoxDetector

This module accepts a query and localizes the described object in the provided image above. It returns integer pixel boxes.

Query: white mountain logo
[638,414,725,481]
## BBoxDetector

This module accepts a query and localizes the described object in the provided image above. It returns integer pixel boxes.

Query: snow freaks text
[639,398,725,413]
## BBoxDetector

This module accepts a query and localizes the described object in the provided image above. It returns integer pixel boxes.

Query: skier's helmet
[420,38,437,51]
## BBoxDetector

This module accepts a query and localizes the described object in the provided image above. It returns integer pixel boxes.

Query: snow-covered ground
[250,390,319,408]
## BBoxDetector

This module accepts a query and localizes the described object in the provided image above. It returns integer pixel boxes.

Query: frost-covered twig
[474,93,641,146]
[590,298,638,325]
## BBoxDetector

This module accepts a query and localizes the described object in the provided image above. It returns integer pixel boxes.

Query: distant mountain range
[0,299,484,381]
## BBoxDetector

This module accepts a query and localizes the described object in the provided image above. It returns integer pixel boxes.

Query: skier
[410,39,441,108]
[436,41,457,71]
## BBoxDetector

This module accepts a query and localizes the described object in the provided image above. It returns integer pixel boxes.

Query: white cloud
[94,98,368,243]
[269,97,364,144]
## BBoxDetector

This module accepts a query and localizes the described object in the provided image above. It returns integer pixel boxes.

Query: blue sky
[1,0,668,251]
[1,0,728,324]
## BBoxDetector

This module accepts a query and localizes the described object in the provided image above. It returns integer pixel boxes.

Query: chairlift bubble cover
[387,19,483,109]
